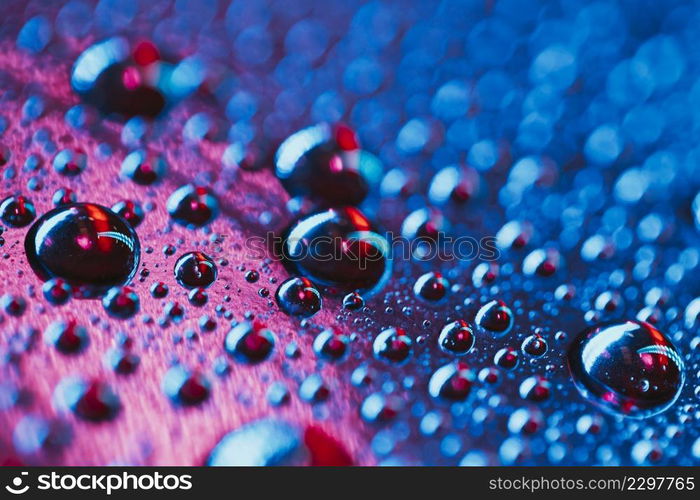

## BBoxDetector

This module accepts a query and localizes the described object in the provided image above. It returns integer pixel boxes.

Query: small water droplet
[475,299,514,335]
[373,327,412,364]
[224,321,276,363]
[438,320,475,356]
[275,276,322,318]
[174,251,217,289]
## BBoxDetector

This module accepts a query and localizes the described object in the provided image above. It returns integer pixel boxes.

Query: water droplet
[207,419,304,466]
[568,320,685,418]
[428,362,475,401]
[111,200,144,228]
[53,377,120,422]
[475,299,514,335]
[52,188,77,207]
[104,348,140,375]
[24,203,140,296]
[523,247,561,277]
[188,287,208,307]
[313,329,349,361]
[342,291,364,310]
[162,365,210,406]
[494,346,519,369]
[244,270,259,283]
[413,271,450,303]
[150,281,169,298]
[0,195,36,227]
[360,393,402,423]
[275,276,322,318]
[299,374,330,403]
[72,38,166,118]
[167,185,220,227]
[174,252,217,289]
[519,375,551,401]
[102,286,140,319]
[1,294,27,317]
[438,320,475,356]
[521,334,548,356]
[373,327,412,364]
[42,278,73,305]
[282,207,391,295]
[121,149,167,185]
[275,123,376,205]
[224,321,276,363]
[53,149,87,176]
[44,320,89,354]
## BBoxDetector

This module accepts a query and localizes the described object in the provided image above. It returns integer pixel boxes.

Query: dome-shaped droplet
[72,38,166,118]
[521,334,548,357]
[53,149,87,177]
[53,377,120,422]
[523,247,561,277]
[162,365,210,406]
[275,276,322,318]
[475,299,514,335]
[121,150,167,185]
[494,346,519,369]
[167,185,220,227]
[313,329,349,361]
[282,207,391,295]
[224,321,276,364]
[428,362,475,401]
[24,203,140,296]
[438,320,475,356]
[568,320,685,418]
[42,278,73,306]
[275,123,380,206]
[413,271,450,303]
[102,286,140,319]
[206,419,305,466]
[174,252,217,289]
[0,195,36,227]
[111,200,144,228]
[44,320,89,354]
[342,291,364,310]
[373,328,412,364]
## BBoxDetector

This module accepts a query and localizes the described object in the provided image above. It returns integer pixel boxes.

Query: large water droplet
[24,203,140,296]
[568,320,685,418]
[282,207,391,295]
